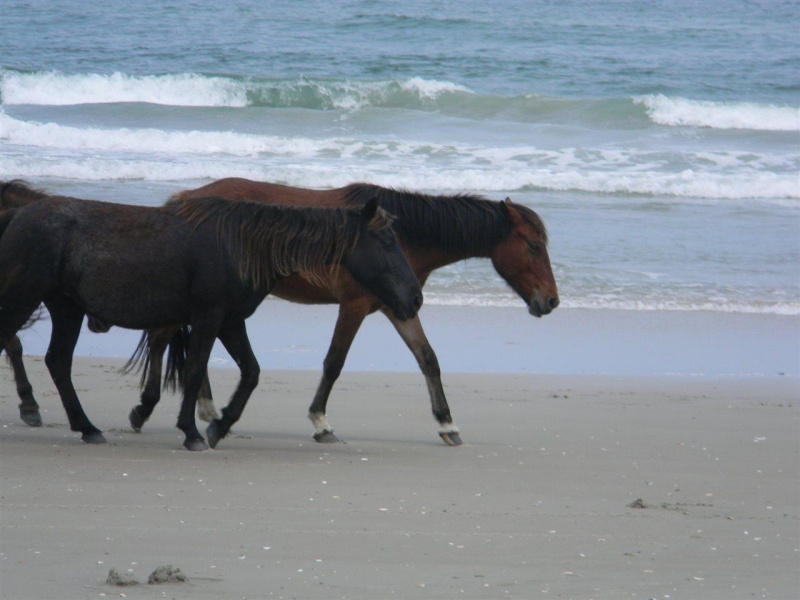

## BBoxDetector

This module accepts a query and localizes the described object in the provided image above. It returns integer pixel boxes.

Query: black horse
[0,185,422,450]
[0,181,47,426]
[0,181,113,426]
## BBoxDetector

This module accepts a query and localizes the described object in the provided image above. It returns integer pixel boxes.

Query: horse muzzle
[529,293,559,318]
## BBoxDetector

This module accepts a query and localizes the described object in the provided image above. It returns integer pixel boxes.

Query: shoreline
[12,303,800,378]
[1,358,798,599]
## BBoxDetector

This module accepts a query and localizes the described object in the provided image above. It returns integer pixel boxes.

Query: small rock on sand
[148,564,187,584]
[106,568,139,586]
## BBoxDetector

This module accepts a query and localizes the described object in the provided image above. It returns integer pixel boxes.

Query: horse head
[343,198,422,321]
[491,199,559,318]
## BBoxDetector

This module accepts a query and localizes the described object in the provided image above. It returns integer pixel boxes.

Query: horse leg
[196,371,219,423]
[175,321,219,451]
[5,335,42,426]
[383,310,462,446]
[205,321,259,449]
[128,329,168,432]
[1,307,43,427]
[159,325,218,421]
[308,302,370,443]
[44,299,105,444]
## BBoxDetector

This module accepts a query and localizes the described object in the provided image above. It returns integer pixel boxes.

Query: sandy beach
[3,1,799,598]
[1,345,798,599]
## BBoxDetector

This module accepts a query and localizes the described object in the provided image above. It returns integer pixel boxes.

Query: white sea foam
[1,71,249,107]
[0,111,359,156]
[520,169,800,201]
[637,94,800,132]
[0,70,471,109]
[2,111,797,200]
[400,77,472,99]
[424,293,800,315]
[7,157,795,203]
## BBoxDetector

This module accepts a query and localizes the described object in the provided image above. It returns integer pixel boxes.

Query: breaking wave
[3,69,797,132]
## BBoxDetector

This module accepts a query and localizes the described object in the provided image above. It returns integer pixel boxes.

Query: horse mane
[169,196,394,288]
[0,180,51,209]
[340,184,548,253]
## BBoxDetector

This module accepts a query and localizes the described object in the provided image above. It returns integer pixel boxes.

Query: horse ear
[361,197,379,222]
[502,198,524,226]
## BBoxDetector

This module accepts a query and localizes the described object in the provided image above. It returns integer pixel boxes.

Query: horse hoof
[206,421,223,449]
[183,438,209,452]
[439,431,464,446]
[313,430,342,444]
[20,410,42,427]
[82,431,107,444]
[129,407,145,432]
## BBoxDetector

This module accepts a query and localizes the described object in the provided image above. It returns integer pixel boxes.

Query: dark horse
[133,178,558,445]
[0,181,120,426]
[0,181,48,427]
[0,181,422,450]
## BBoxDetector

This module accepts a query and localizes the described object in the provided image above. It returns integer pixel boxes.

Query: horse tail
[121,331,153,389]
[121,327,191,392]
[164,326,190,393]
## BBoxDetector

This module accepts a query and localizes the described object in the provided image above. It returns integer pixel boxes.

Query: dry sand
[1,357,798,599]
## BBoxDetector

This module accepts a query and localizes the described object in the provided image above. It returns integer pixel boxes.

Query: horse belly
[68,258,192,330]
[77,286,190,330]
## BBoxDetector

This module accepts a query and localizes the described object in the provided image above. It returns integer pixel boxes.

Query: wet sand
[1,356,797,599]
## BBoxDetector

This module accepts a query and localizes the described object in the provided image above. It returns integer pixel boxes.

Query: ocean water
[1,0,798,321]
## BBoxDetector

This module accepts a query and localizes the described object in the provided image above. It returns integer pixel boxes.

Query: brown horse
[135,178,558,446]
[0,181,422,450]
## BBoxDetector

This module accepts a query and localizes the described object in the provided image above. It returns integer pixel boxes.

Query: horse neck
[255,205,357,272]
[362,189,510,265]
[399,245,477,284]
[176,199,358,288]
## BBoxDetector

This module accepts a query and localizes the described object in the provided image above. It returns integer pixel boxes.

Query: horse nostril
[549,297,560,310]
[413,294,423,310]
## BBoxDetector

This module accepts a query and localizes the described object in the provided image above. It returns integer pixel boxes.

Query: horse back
[3,197,269,329]
[169,178,347,208]
[2,197,190,280]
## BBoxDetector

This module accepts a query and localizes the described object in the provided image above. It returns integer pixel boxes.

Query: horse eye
[528,242,541,254]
